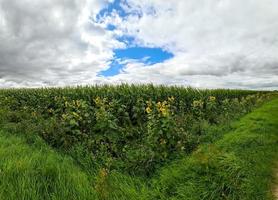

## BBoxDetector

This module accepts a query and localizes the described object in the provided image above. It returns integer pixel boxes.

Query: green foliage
[0,85,277,200]
[0,85,274,176]
[152,148,245,200]
[149,98,278,200]
[0,131,97,200]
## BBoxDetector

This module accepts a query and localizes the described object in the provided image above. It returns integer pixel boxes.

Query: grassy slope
[0,132,97,200]
[149,98,278,200]
[0,98,277,200]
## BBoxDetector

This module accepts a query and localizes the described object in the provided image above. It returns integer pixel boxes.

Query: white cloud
[0,0,278,89]
[103,0,278,89]
[0,0,121,87]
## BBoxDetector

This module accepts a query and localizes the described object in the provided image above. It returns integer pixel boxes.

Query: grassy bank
[148,98,278,200]
[0,132,97,200]
[0,93,277,199]
[0,86,270,177]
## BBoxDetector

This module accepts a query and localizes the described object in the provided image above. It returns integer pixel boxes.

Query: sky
[0,0,278,89]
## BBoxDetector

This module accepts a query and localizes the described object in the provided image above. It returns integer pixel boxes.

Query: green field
[0,85,277,199]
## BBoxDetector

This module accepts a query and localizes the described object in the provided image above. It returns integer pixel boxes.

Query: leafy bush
[0,85,273,176]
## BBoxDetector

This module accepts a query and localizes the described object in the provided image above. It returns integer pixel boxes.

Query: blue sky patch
[98,47,174,77]
[99,60,123,77]
[96,0,126,21]
[106,24,117,31]
[114,47,173,65]
[96,0,143,25]
[116,35,136,45]
[96,0,174,77]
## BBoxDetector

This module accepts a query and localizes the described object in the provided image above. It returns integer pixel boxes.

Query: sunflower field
[0,84,273,176]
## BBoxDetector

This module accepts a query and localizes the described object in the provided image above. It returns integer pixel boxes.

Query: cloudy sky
[0,0,278,89]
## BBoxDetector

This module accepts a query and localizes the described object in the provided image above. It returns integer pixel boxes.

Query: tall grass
[0,131,97,200]
[148,98,278,199]
[0,85,276,199]
[0,85,272,176]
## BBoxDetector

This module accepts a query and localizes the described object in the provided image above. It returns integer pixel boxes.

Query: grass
[149,98,278,200]
[0,132,97,200]
[0,97,277,199]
